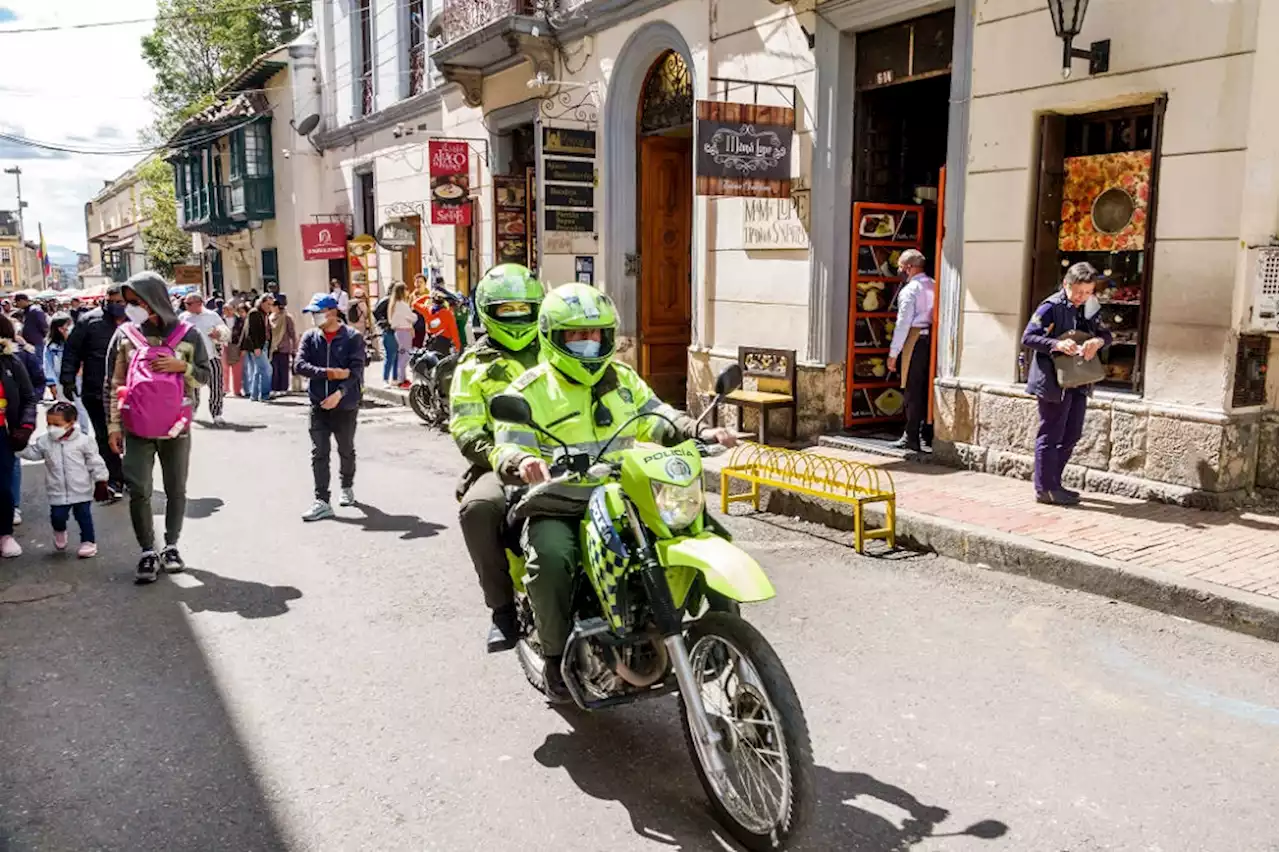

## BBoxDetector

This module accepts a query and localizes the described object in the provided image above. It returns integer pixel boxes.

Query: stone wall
[688,348,844,441]
[935,377,1274,508]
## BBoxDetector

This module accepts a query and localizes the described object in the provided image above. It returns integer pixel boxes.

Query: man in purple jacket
[1021,262,1112,505]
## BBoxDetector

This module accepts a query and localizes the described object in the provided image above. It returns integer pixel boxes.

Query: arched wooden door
[637,50,693,405]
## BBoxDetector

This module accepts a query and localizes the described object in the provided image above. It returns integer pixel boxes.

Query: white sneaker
[0,535,21,557]
[302,500,335,522]
[12,508,21,526]
[339,487,356,507]
[213,415,226,427]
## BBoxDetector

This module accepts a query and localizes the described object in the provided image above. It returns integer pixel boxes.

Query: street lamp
[1046,0,1110,79]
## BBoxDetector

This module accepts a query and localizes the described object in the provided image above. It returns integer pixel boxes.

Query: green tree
[141,0,312,138]
[138,158,193,278]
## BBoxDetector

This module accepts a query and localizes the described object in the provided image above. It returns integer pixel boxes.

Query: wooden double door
[638,135,693,406]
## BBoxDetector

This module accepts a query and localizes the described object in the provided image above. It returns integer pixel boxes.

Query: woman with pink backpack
[105,272,211,584]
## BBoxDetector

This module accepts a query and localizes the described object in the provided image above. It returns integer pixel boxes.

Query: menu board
[542,124,598,239]
[493,174,530,267]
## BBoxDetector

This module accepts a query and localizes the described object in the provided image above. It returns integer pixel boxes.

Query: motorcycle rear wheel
[408,384,432,423]
[678,612,814,851]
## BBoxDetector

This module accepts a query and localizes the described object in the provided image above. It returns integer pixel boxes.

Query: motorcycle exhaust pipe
[612,634,669,688]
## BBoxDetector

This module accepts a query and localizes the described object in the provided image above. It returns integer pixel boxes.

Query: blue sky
[0,1,157,253]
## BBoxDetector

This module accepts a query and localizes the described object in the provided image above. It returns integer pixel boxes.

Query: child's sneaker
[53,531,68,551]
[77,542,98,558]
[1,535,22,558]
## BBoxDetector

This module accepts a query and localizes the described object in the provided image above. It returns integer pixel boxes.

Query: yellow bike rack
[719,443,896,553]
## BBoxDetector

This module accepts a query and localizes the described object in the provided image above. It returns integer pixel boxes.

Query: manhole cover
[0,581,73,604]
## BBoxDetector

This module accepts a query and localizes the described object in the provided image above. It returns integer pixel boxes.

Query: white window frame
[0,247,10,265]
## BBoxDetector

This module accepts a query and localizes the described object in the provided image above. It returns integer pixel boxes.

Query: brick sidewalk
[798,445,1279,600]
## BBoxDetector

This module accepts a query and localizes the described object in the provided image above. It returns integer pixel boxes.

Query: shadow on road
[0,565,291,850]
[195,419,269,433]
[170,568,303,619]
[535,713,1007,851]
[332,501,447,541]
[150,495,225,519]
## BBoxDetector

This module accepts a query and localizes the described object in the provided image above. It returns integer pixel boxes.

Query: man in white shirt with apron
[887,249,935,453]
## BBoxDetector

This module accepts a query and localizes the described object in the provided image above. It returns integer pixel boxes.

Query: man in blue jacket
[294,292,366,521]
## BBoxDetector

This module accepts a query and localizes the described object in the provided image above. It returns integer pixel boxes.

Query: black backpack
[347,302,362,323]
[372,296,390,330]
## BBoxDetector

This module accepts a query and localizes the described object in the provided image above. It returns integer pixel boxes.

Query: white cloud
[0,0,158,253]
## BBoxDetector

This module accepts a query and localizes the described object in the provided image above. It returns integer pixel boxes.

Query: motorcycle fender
[656,534,775,603]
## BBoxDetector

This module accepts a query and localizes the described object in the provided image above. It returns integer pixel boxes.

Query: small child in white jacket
[19,402,109,558]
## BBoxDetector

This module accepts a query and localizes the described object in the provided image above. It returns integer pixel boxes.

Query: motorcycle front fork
[622,502,729,778]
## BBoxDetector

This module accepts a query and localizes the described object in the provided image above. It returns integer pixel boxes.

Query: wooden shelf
[849,378,900,389]
[858,311,898,318]
[856,275,902,283]
[858,238,920,247]
[853,346,890,353]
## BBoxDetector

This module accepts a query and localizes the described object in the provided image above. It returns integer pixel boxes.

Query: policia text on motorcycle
[486,283,735,702]
[448,265,547,652]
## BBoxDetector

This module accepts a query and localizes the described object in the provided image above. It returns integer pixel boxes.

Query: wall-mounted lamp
[1047,0,1110,79]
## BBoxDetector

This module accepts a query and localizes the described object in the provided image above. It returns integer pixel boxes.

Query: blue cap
[302,293,340,313]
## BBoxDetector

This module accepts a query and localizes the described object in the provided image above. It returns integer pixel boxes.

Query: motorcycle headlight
[652,481,705,531]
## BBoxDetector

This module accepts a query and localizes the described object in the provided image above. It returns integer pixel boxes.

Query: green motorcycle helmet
[538,283,618,387]
[474,264,545,351]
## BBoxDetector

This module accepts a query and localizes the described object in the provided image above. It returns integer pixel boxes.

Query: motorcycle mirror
[715,364,744,396]
[489,395,534,425]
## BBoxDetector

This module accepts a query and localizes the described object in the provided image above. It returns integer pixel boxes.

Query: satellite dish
[295,113,320,136]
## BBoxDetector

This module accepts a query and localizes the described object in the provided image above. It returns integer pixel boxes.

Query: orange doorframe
[928,166,945,425]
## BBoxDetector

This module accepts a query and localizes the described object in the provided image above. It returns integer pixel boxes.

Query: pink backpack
[118,322,193,439]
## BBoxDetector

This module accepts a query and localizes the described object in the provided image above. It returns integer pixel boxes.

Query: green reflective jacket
[448,338,540,469]
[489,361,699,482]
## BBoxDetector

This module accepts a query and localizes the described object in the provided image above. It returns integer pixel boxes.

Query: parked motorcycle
[407,333,457,428]
[489,364,814,851]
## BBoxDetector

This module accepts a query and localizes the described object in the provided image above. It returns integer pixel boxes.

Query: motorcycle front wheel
[678,612,814,851]
[408,384,432,423]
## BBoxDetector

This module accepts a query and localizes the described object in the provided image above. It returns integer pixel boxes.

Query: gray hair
[1063,261,1099,287]
[898,249,926,270]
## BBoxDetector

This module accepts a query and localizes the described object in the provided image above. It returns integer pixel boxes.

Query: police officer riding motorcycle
[489,283,736,701]
[448,264,546,652]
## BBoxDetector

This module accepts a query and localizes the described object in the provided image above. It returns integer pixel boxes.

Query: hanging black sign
[695,101,794,198]
[544,209,595,233]
[542,127,597,158]
[545,184,594,209]
[544,158,595,184]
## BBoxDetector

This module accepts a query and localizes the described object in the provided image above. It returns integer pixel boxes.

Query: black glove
[10,424,33,451]
[61,382,77,401]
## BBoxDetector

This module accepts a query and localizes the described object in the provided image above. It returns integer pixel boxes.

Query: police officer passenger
[448,264,545,652]
[489,283,736,702]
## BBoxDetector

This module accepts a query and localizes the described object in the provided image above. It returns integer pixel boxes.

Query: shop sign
[545,184,594,209]
[172,264,203,285]
[542,127,596,158]
[429,140,472,226]
[544,158,595,184]
[301,222,348,260]
[375,221,419,250]
[545,209,594,233]
[695,101,794,198]
[494,174,531,267]
[741,196,810,250]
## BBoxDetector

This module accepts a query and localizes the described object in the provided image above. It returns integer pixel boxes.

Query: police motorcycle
[406,333,456,428]
[489,364,814,851]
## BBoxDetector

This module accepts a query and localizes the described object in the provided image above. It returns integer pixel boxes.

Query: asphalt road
[1,397,1276,852]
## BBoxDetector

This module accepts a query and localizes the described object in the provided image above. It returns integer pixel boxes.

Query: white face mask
[125,304,151,325]
[46,425,69,441]
[565,338,602,359]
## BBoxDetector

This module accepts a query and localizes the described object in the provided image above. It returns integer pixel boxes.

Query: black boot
[542,655,572,705]
[486,604,519,654]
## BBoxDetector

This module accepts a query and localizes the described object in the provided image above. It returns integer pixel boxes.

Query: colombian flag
[37,223,49,282]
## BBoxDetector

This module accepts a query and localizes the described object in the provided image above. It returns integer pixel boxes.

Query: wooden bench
[715,347,797,445]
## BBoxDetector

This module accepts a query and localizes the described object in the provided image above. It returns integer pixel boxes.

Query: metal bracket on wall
[708,76,799,129]
[506,32,556,82]
[540,85,600,126]
[624,252,640,277]
[382,201,426,219]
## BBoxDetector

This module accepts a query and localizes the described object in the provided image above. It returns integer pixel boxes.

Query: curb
[704,462,1279,641]
[365,385,409,407]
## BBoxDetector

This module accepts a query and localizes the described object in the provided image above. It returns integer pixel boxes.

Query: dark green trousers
[523,517,579,655]
[124,431,191,551]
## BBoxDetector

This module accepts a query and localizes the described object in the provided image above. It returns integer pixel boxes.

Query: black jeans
[903,338,931,448]
[310,406,358,503]
[83,394,124,487]
[51,502,96,543]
